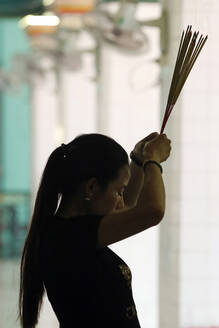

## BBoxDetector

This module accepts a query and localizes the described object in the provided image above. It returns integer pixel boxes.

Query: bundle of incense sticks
[160,25,208,133]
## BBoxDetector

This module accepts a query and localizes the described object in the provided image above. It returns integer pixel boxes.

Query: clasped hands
[132,132,171,165]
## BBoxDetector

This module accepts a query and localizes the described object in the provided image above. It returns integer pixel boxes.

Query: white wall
[160,0,219,327]
[180,1,219,326]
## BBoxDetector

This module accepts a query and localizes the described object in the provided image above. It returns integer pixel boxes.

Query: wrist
[130,151,143,167]
[130,151,161,167]
[143,160,163,174]
[143,156,160,164]
[130,151,162,172]
[143,151,161,164]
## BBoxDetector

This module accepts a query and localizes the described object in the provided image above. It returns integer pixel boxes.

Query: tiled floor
[0,260,59,328]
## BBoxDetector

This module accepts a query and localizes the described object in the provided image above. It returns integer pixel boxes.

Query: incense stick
[160,26,208,133]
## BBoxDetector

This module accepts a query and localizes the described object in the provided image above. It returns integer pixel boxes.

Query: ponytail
[19,149,60,328]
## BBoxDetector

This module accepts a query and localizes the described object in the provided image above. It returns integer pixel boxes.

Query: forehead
[112,165,131,186]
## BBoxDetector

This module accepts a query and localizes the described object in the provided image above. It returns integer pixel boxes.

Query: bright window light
[19,15,60,28]
[43,0,55,6]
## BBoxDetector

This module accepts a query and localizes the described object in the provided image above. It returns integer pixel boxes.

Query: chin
[92,208,114,216]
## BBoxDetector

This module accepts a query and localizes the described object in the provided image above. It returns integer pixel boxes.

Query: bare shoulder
[97,207,161,248]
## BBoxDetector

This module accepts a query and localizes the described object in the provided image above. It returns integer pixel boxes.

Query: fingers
[146,132,159,140]
[160,133,171,144]
[139,132,159,143]
[161,133,171,148]
[161,134,172,162]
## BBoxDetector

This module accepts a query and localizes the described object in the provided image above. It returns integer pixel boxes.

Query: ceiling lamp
[19,13,59,36]
[53,0,96,14]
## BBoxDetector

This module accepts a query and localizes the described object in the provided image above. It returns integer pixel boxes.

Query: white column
[159,1,183,328]
[31,56,58,196]
[31,57,59,328]
[59,53,97,142]
[180,1,219,327]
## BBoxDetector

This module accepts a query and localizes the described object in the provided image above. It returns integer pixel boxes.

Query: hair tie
[61,143,67,158]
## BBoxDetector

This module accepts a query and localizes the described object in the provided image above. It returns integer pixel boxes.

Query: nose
[115,198,125,210]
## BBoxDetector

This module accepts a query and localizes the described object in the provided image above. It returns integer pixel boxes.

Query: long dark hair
[19,133,128,328]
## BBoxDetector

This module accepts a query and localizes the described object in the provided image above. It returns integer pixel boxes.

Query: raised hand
[132,132,171,164]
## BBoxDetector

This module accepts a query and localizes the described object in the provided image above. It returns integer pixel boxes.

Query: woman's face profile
[89,164,130,216]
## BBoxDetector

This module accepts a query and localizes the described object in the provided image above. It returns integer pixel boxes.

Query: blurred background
[0,0,218,327]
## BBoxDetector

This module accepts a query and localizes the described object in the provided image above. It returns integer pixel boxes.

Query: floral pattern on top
[126,305,137,319]
[119,264,132,290]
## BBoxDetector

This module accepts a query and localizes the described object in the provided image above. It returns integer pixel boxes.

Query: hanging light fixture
[53,0,96,14]
[19,13,60,36]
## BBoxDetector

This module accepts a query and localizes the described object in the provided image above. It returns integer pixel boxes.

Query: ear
[84,177,101,199]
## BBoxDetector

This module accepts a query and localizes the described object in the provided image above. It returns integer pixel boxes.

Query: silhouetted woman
[19,132,171,328]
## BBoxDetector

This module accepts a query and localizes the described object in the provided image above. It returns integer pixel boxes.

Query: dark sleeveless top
[39,214,141,328]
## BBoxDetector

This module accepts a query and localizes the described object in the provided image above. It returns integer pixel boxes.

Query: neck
[56,193,89,218]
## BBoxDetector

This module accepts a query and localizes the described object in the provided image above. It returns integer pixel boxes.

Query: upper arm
[97,207,163,248]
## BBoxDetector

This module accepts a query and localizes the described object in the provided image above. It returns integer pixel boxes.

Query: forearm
[123,161,144,208]
[136,163,165,219]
